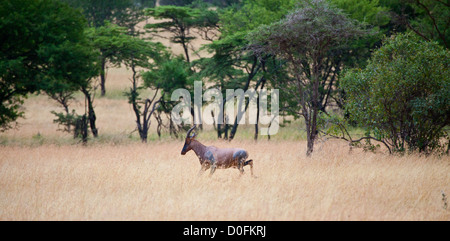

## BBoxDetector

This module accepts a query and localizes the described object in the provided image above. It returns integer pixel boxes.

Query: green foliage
[378,0,449,48]
[329,0,389,65]
[145,5,218,63]
[86,24,130,67]
[62,0,154,30]
[408,0,449,48]
[219,0,296,38]
[86,22,164,95]
[0,0,90,131]
[342,33,450,154]
[197,0,296,106]
[248,0,367,155]
[51,110,89,144]
[248,0,366,64]
[330,0,390,26]
[159,0,195,5]
[203,0,296,75]
[146,5,201,30]
[159,0,240,7]
[113,29,169,142]
[143,56,191,95]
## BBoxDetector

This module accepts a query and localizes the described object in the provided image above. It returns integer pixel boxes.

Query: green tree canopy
[380,0,450,48]
[0,0,92,131]
[62,0,155,31]
[248,0,366,155]
[342,33,450,154]
[145,5,218,64]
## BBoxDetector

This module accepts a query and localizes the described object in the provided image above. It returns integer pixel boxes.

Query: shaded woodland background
[1,0,448,155]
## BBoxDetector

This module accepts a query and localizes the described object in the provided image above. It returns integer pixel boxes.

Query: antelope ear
[190,132,197,138]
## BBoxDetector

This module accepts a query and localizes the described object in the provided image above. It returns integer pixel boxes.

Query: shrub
[342,33,449,154]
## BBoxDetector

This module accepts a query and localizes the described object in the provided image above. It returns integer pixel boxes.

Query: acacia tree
[68,0,154,96]
[248,0,365,156]
[86,23,138,96]
[142,56,192,139]
[111,29,167,142]
[145,4,218,64]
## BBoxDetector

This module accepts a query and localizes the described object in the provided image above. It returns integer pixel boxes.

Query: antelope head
[181,125,197,155]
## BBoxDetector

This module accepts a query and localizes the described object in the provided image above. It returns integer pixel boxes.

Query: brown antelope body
[181,125,254,177]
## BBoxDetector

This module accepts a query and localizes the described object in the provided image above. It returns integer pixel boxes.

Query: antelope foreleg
[209,164,217,177]
[238,158,245,175]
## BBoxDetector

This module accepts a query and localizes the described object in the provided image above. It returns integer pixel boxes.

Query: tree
[248,0,366,156]
[0,0,89,131]
[86,23,138,96]
[43,40,100,142]
[383,0,450,48]
[342,33,450,154]
[142,56,193,138]
[65,0,154,96]
[145,5,218,64]
[327,0,391,111]
[120,34,166,143]
[62,0,155,30]
[196,0,296,140]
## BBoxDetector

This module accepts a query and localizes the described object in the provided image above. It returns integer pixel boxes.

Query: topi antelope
[181,125,254,177]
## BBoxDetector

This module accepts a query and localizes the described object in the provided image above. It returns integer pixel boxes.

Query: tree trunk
[139,128,148,143]
[229,63,262,141]
[100,58,106,96]
[217,85,225,139]
[254,77,266,141]
[224,122,229,140]
[82,88,98,138]
[75,114,88,145]
[305,63,320,157]
[305,114,317,157]
[306,136,315,156]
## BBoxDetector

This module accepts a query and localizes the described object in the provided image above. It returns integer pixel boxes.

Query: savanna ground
[0,23,449,221]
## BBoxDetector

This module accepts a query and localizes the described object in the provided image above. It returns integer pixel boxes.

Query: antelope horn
[186,124,197,138]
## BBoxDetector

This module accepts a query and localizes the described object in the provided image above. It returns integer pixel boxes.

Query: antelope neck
[190,140,207,164]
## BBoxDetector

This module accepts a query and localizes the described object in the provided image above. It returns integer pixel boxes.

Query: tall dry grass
[0,141,448,220]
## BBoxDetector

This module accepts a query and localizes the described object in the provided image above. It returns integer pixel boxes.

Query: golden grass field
[0,22,449,221]
[0,140,449,220]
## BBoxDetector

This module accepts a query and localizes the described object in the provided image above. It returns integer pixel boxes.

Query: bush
[342,33,449,154]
